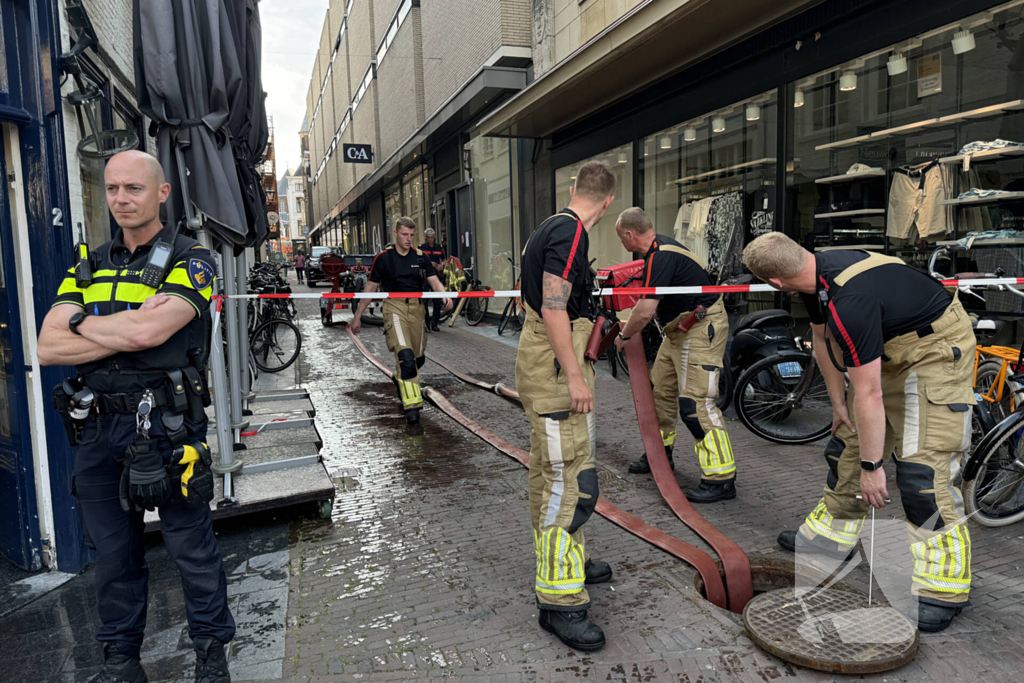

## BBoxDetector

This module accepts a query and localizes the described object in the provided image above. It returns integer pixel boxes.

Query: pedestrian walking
[418,228,446,331]
[37,150,234,683]
[295,252,306,284]
[515,161,616,651]
[350,217,452,424]
[743,232,975,632]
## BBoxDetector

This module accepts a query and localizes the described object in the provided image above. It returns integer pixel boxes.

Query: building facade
[278,169,306,241]
[304,0,532,290]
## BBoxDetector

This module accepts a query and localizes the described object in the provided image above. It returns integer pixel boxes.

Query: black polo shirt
[419,241,446,264]
[640,234,718,326]
[800,250,951,367]
[368,245,433,292]
[521,209,590,320]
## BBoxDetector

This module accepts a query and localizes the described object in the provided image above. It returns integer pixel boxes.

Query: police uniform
[633,235,737,491]
[514,210,600,613]
[53,224,235,660]
[418,240,446,328]
[796,250,974,606]
[369,245,433,412]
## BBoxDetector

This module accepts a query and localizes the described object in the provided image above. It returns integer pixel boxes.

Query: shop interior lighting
[745,104,760,121]
[839,70,857,91]
[683,127,697,141]
[794,90,805,107]
[951,29,976,55]
[660,135,672,149]
[618,151,628,164]
[887,52,908,76]
[712,116,726,133]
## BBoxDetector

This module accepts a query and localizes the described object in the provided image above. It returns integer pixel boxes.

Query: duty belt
[96,387,173,414]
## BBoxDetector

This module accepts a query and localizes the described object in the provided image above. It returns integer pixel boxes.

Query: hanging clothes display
[674,191,743,280]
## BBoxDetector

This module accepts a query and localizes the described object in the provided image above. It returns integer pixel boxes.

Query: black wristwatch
[860,459,884,472]
[618,331,630,342]
[69,311,86,336]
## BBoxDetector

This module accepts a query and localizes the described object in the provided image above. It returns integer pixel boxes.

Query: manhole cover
[743,588,918,675]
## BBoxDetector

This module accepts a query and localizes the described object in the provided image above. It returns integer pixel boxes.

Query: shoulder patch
[187,258,215,290]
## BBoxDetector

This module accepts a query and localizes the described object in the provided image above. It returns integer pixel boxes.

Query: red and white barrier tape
[212,277,1024,302]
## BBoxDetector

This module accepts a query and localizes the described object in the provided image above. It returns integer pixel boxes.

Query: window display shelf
[669,157,775,186]
[815,170,886,184]
[936,238,1024,247]
[939,147,1024,165]
[940,192,1024,206]
[814,100,1024,152]
[814,244,885,252]
[814,208,886,218]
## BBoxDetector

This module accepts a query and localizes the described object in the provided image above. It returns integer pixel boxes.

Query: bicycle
[497,257,526,336]
[443,264,490,327]
[245,264,302,374]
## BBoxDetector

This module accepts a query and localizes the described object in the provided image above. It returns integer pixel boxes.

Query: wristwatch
[860,459,884,472]
[618,331,630,342]
[69,311,86,336]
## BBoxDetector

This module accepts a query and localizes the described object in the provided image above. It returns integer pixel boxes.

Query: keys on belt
[137,389,154,438]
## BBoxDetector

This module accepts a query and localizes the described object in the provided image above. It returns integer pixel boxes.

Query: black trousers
[296,267,305,282]
[73,409,235,658]
[425,299,441,327]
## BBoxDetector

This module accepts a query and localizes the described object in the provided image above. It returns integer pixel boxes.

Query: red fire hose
[345,324,731,609]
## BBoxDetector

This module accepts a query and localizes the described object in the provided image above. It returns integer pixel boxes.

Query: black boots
[584,559,613,584]
[917,598,966,633]
[193,637,230,683]
[777,529,857,561]
[685,479,736,503]
[87,643,148,683]
[628,446,674,474]
[406,408,421,424]
[538,609,606,651]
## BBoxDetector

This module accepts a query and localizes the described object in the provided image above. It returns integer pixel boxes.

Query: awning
[478,0,823,138]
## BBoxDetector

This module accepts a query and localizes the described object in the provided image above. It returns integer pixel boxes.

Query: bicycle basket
[596,259,645,312]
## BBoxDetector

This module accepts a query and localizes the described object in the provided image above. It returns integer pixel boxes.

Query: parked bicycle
[497,257,526,336]
[440,262,489,327]
[246,262,302,374]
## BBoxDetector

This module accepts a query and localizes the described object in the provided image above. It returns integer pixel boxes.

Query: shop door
[0,129,39,569]
[452,181,475,269]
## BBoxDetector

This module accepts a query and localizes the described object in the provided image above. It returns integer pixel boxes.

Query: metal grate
[743,588,918,675]
[976,247,1024,313]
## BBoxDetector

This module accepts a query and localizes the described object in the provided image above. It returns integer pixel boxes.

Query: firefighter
[351,217,452,424]
[613,208,737,503]
[37,151,232,683]
[742,232,975,632]
[515,161,616,651]
[419,228,447,331]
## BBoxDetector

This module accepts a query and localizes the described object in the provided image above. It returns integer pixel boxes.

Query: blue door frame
[0,0,88,571]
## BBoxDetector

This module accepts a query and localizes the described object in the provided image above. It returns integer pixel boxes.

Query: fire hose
[344,323,732,609]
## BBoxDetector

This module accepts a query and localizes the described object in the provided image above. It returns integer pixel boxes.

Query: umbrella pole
[236,250,254,403]
[221,244,247,438]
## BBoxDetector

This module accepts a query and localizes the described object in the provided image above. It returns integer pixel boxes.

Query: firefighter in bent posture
[351,217,452,424]
[743,232,974,632]
[515,161,616,651]
[612,208,738,503]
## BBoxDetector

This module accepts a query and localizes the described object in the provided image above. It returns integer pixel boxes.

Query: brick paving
[275,289,1024,683]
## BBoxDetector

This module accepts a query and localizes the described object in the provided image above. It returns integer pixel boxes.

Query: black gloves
[120,438,172,511]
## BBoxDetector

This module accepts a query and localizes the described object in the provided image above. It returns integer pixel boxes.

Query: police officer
[743,232,974,632]
[351,217,451,424]
[418,228,447,331]
[37,151,233,683]
[613,208,738,503]
[515,161,616,652]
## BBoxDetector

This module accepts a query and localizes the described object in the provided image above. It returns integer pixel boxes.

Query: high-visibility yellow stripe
[661,430,676,447]
[83,283,114,304]
[113,282,159,304]
[57,277,85,296]
[93,269,119,279]
[163,268,214,300]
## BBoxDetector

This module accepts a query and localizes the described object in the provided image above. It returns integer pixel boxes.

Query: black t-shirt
[640,234,718,326]
[368,245,434,292]
[521,209,590,320]
[419,242,446,264]
[800,250,951,367]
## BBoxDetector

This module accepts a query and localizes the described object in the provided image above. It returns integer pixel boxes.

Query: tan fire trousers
[650,297,736,481]
[800,297,975,603]
[383,298,427,411]
[515,305,598,611]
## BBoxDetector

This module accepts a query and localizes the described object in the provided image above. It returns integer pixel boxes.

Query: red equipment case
[596,259,645,311]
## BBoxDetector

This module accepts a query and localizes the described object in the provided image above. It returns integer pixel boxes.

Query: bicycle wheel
[497,298,514,336]
[976,359,1017,424]
[716,363,734,411]
[735,352,832,445]
[963,411,1024,527]
[465,293,488,326]
[250,318,302,373]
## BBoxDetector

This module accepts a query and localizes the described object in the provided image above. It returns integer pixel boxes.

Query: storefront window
[384,183,401,241]
[466,134,519,290]
[401,165,430,245]
[640,90,778,283]
[555,144,633,271]
[788,1,1024,257]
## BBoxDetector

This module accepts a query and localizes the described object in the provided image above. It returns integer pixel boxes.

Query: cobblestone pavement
[282,288,1024,683]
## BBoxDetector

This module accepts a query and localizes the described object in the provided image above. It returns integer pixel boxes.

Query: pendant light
[745,104,760,121]
[794,90,805,107]
[683,127,696,142]
[712,116,726,133]
[887,53,908,76]
[839,70,857,91]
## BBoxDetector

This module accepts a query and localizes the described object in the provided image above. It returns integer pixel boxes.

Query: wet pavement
[6,282,1024,682]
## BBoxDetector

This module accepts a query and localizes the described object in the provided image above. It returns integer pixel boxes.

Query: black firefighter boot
[193,637,230,683]
[87,643,148,683]
[406,408,421,424]
[917,598,967,633]
[685,478,736,503]
[628,445,674,474]
[584,559,613,584]
[538,609,607,651]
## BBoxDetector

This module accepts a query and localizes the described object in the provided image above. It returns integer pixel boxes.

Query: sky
[259,0,329,176]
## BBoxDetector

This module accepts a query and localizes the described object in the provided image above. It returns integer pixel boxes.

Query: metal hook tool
[856,495,892,605]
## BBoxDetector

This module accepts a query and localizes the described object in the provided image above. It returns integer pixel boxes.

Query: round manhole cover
[743,588,918,675]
